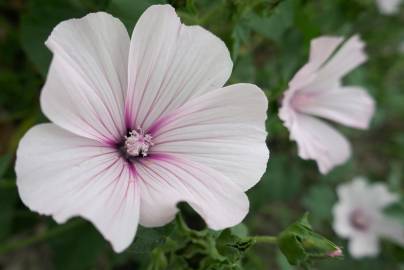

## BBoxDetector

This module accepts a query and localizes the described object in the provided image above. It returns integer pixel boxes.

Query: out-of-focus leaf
[0,188,17,240]
[231,54,255,83]
[231,19,251,60]
[0,153,11,178]
[249,155,302,211]
[246,0,299,42]
[49,221,106,270]
[302,185,336,227]
[107,0,165,30]
[20,0,87,77]
[384,198,404,226]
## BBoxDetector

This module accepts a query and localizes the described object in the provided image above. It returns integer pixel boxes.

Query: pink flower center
[349,209,370,231]
[124,128,154,157]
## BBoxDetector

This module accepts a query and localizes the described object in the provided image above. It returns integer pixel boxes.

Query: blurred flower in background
[279,35,375,174]
[376,0,403,15]
[333,177,404,258]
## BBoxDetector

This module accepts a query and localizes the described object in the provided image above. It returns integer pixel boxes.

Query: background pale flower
[376,0,402,15]
[15,5,269,252]
[333,177,404,258]
[279,35,375,174]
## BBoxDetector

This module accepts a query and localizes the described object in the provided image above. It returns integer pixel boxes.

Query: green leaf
[302,185,336,227]
[107,0,165,30]
[0,188,17,240]
[48,221,105,270]
[384,198,404,226]
[0,153,12,178]
[246,0,299,42]
[20,0,87,77]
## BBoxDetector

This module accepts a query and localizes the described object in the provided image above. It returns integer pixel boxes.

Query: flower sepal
[147,205,255,270]
[278,213,342,269]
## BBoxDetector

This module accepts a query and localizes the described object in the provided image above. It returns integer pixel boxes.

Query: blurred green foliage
[0,0,404,269]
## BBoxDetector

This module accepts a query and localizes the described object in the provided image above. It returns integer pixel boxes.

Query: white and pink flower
[15,5,269,252]
[333,177,404,258]
[279,35,375,174]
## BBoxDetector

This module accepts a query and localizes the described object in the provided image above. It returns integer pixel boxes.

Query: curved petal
[289,36,343,89]
[148,83,269,191]
[125,5,233,130]
[137,154,248,229]
[309,36,344,69]
[368,183,398,208]
[288,114,351,174]
[297,86,375,129]
[307,35,367,93]
[15,124,139,252]
[41,12,130,144]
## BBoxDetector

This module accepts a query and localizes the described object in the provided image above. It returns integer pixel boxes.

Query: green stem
[252,235,278,245]
[0,220,84,255]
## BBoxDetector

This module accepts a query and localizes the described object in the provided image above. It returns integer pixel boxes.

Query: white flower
[333,177,404,258]
[15,5,269,252]
[376,0,402,15]
[279,35,375,174]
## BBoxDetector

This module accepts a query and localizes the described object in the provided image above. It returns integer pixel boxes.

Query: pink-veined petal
[136,154,249,229]
[15,124,139,253]
[125,5,232,130]
[148,83,269,191]
[287,114,351,174]
[296,86,375,129]
[41,12,130,144]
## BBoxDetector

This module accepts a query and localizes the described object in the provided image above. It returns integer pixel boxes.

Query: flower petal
[307,35,367,92]
[148,83,269,191]
[376,217,404,247]
[290,36,343,89]
[136,154,248,229]
[15,124,139,253]
[376,0,402,15]
[125,5,232,130]
[309,36,344,69]
[41,12,130,144]
[348,234,379,258]
[296,86,375,129]
[332,202,355,238]
[286,114,351,174]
